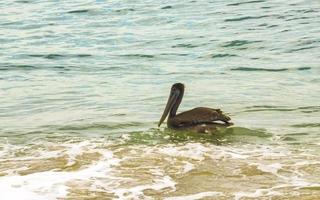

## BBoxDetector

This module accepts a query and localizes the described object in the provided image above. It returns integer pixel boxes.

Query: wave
[225,15,267,22]
[161,6,173,9]
[227,0,265,6]
[222,40,262,47]
[28,54,92,59]
[120,54,155,58]
[211,53,237,58]
[291,123,320,128]
[243,105,320,113]
[230,67,311,72]
[124,126,272,146]
[1,136,319,199]
[67,9,91,14]
[0,64,37,71]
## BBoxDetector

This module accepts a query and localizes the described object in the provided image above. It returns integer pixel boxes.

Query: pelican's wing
[171,107,231,127]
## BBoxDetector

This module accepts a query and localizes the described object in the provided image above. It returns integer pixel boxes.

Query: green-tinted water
[0,0,320,199]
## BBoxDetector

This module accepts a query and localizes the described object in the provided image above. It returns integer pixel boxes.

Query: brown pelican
[158,83,232,133]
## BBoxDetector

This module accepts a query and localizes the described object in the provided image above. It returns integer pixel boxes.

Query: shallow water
[1,0,320,199]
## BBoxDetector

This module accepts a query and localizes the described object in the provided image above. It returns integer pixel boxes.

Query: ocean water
[1,0,320,199]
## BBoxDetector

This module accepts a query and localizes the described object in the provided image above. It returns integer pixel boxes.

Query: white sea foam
[164,191,223,200]
[121,133,131,141]
[181,161,194,174]
[254,163,282,175]
[208,147,250,160]
[158,143,211,161]
[234,189,281,200]
[1,141,319,199]
[62,140,92,166]
[0,145,121,200]
[0,140,180,200]
[113,174,176,199]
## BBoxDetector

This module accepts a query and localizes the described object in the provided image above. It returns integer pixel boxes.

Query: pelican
[158,83,232,133]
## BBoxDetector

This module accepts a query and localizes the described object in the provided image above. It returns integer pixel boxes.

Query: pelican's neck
[169,90,184,118]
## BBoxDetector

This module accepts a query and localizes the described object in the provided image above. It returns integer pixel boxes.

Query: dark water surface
[1,0,320,199]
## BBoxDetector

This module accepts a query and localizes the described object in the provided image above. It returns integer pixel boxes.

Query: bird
[158,83,232,133]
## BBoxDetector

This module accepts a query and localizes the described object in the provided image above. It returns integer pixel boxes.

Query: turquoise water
[1,0,320,199]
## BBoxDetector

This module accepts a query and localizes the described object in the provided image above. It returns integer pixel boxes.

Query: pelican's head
[158,83,185,127]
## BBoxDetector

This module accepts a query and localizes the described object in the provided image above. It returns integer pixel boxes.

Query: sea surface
[1,0,320,199]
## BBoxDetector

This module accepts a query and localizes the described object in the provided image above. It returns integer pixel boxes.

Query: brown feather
[168,107,231,128]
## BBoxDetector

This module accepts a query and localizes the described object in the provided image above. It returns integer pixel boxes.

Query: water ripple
[222,40,262,47]
[227,0,265,6]
[211,53,237,58]
[0,64,37,71]
[243,105,320,113]
[230,67,311,72]
[120,54,155,58]
[27,54,92,59]
[291,123,320,128]
[67,9,91,14]
[225,15,267,22]
[161,6,173,9]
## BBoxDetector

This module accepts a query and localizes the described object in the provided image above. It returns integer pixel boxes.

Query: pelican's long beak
[158,90,180,127]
